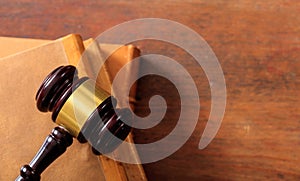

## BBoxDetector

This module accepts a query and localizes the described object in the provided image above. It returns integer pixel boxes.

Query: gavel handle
[16,127,73,181]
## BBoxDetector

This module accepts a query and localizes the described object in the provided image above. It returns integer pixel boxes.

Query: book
[0,34,146,181]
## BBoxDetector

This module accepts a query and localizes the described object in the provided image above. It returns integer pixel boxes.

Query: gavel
[16,65,132,181]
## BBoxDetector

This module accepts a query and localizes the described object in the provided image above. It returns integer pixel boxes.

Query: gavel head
[35,65,132,154]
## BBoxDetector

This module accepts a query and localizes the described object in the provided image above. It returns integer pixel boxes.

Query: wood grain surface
[0,1,299,180]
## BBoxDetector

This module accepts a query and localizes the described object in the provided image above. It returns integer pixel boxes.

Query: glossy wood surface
[16,127,73,181]
[0,1,299,180]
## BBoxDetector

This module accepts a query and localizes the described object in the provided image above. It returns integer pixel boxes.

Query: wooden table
[0,1,299,180]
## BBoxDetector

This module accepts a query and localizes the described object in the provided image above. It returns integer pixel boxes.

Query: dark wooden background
[1,1,299,180]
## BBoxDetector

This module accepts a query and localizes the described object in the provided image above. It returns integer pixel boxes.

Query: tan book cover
[0,35,146,181]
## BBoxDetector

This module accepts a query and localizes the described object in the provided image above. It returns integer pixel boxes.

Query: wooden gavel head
[16,65,132,181]
[36,65,132,152]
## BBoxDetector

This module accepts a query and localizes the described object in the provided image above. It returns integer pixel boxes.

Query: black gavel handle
[16,126,73,181]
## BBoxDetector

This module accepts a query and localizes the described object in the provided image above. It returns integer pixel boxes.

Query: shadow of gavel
[16,65,132,181]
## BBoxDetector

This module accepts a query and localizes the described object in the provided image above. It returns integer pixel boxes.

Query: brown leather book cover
[83,40,146,181]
